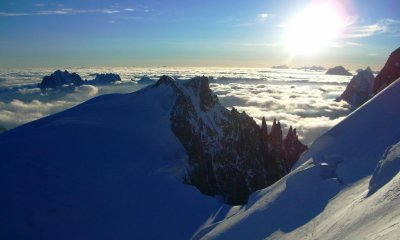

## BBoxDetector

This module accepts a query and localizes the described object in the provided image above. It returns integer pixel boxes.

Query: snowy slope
[0,81,229,239]
[197,78,400,240]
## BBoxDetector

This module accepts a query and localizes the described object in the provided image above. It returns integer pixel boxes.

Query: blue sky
[0,0,399,69]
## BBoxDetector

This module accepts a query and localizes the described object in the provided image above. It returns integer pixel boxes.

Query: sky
[0,0,399,69]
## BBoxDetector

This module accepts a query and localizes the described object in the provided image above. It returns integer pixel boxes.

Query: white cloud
[344,18,400,38]
[74,85,99,97]
[0,99,72,129]
[17,88,41,95]
[257,13,269,22]
[38,9,71,15]
[0,6,144,17]
[0,12,30,16]
[102,9,120,14]
[346,41,361,46]
[0,68,351,146]
[212,76,351,145]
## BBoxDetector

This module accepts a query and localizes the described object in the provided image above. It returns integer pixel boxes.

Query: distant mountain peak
[39,70,122,89]
[326,66,352,76]
[39,69,84,89]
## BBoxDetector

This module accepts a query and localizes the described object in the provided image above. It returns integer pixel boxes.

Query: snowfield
[0,82,230,239]
[196,78,400,240]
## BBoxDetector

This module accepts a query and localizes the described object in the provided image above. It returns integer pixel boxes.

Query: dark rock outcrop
[373,47,400,94]
[88,73,121,84]
[39,70,84,89]
[39,71,122,89]
[163,76,307,205]
[326,66,352,76]
[340,67,374,106]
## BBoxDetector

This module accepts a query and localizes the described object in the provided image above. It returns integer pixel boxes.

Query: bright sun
[285,3,345,55]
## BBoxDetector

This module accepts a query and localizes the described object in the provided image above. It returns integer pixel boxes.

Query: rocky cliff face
[340,67,374,107]
[373,47,400,94]
[39,70,84,89]
[39,70,122,89]
[164,76,307,204]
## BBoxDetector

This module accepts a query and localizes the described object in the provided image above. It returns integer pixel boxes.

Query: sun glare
[285,3,345,55]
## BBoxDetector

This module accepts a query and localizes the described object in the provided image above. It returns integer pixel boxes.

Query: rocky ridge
[39,70,84,89]
[39,70,122,89]
[165,76,307,204]
[373,47,400,94]
[339,67,374,106]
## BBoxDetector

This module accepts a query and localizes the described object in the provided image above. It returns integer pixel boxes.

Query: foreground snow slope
[0,82,228,239]
[198,79,400,239]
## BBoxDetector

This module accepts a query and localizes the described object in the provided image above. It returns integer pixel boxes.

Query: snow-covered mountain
[1,77,227,239]
[195,77,400,239]
[339,67,374,107]
[340,47,400,107]
[0,75,306,238]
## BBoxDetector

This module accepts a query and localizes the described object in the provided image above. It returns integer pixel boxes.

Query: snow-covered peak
[339,66,375,107]
[1,75,231,239]
[0,75,308,238]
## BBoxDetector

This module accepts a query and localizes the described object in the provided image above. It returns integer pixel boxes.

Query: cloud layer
[212,78,351,144]
[0,68,352,145]
[0,4,150,17]
[344,18,400,38]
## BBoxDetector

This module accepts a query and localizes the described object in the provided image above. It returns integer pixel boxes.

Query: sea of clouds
[0,67,353,145]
